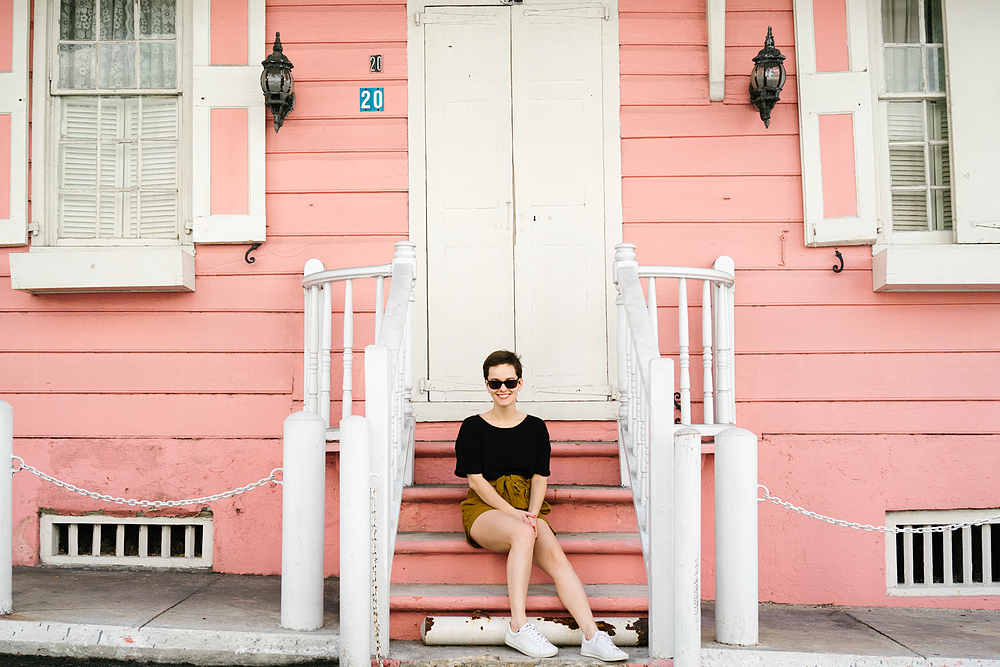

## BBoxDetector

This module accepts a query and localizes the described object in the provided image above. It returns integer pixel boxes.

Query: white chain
[11,456,282,509]
[758,484,1000,534]
[371,485,384,667]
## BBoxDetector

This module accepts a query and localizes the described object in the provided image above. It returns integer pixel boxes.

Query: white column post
[714,427,758,646]
[0,401,12,614]
[340,415,372,667]
[365,343,392,652]
[647,357,674,659]
[673,427,702,667]
[280,411,327,630]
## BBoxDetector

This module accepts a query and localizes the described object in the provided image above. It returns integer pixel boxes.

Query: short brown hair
[483,350,522,380]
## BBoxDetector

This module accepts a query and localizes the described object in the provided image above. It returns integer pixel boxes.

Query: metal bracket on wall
[245,243,262,264]
[833,250,844,273]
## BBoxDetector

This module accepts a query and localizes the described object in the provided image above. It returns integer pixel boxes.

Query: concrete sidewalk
[1,567,999,666]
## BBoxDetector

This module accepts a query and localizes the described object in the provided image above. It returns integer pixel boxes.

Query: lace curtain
[58,0,176,90]
[882,0,944,93]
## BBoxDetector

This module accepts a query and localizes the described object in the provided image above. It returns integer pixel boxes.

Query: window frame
[872,0,953,247]
[36,0,193,249]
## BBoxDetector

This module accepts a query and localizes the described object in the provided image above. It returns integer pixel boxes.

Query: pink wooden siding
[0,0,407,576]
[1,0,997,614]
[620,0,1000,610]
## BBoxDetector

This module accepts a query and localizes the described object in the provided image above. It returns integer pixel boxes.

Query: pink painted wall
[1,0,997,614]
[620,0,1000,610]
[0,0,407,576]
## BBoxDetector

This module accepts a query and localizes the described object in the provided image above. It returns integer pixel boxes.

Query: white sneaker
[581,630,629,662]
[505,622,559,658]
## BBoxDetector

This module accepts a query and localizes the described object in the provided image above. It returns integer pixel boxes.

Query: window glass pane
[926,47,944,92]
[890,145,927,186]
[98,43,137,88]
[61,98,99,141]
[60,0,96,41]
[885,47,922,91]
[887,102,924,140]
[98,192,118,238]
[138,193,179,239]
[58,45,97,89]
[140,43,177,88]
[927,100,948,140]
[929,145,949,187]
[930,189,952,230]
[925,0,943,43]
[98,143,119,190]
[141,98,178,140]
[892,192,929,231]
[100,0,135,40]
[883,0,920,43]
[59,194,99,238]
[139,0,176,38]
[60,144,98,189]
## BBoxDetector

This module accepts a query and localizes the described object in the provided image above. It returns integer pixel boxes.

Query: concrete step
[413,441,624,486]
[391,532,646,585]
[389,583,649,641]
[397,484,638,533]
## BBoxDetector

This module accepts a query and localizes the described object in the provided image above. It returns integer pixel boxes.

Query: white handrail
[614,243,751,660]
[312,242,417,667]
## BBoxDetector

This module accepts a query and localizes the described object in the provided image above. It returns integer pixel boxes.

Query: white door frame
[407,0,623,421]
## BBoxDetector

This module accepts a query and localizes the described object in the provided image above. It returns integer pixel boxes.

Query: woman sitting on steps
[454,349,629,662]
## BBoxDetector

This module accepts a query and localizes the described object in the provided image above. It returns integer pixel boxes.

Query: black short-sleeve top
[454,414,551,481]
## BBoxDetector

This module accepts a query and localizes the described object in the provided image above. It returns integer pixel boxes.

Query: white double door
[423,3,613,406]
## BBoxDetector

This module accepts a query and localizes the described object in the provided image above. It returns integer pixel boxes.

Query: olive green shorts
[460,474,552,548]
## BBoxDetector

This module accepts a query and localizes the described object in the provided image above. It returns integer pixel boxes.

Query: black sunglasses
[487,379,520,390]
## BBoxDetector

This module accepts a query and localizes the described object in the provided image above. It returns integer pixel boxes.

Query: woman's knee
[509,522,537,548]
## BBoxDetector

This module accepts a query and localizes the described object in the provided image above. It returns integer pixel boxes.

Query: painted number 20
[360,88,384,112]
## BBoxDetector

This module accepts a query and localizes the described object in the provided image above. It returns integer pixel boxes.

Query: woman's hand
[511,509,538,534]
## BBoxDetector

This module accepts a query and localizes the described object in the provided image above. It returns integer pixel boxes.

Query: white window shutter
[945,0,1000,244]
[191,0,266,244]
[0,0,29,247]
[793,0,879,247]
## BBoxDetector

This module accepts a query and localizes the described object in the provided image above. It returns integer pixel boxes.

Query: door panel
[424,7,514,400]
[512,5,610,400]
[424,4,610,403]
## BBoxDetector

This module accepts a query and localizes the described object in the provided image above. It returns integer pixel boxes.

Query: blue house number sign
[360,88,384,112]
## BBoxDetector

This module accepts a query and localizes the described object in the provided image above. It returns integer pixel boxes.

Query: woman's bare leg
[470,509,537,631]
[531,520,600,640]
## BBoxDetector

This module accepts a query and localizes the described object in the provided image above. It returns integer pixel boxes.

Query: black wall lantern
[261,32,295,133]
[749,26,786,129]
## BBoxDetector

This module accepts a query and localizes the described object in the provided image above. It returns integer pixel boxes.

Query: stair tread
[395,531,642,555]
[416,441,620,458]
[390,583,648,612]
[403,484,633,502]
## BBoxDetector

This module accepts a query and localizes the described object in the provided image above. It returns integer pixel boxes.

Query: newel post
[280,411,327,631]
[340,415,372,667]
[714,427,759,646]
[673,427,702,667]
[0,401,12,614]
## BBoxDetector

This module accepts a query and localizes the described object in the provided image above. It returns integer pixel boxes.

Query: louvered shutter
[945,0,1000,244]
[0,0,29,246]
[191,0,265,244]
[793,0,879,247]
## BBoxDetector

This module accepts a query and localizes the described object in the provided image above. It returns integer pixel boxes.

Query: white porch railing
[300,241,417,665]
[613,243,758,664]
